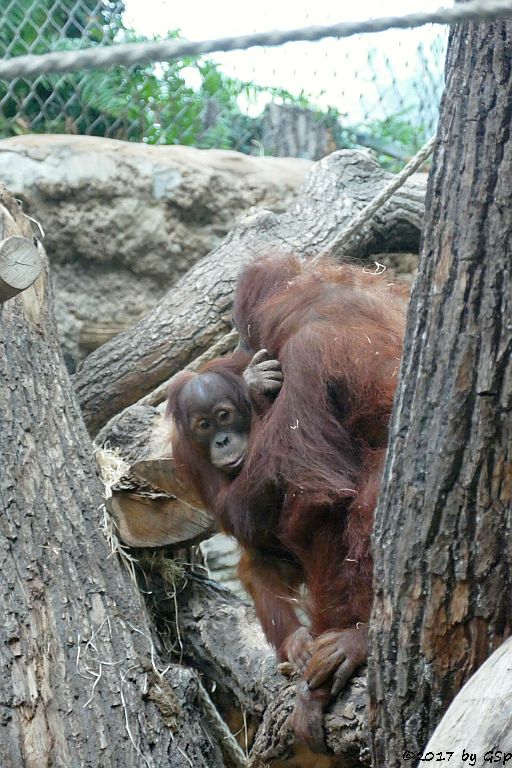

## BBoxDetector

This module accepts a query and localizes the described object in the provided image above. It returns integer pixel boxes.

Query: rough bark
[0,188,370,767]
[96,404,161,463]
[424,636,512,765]
[161,569,370,768]
[368,18,512,766]
[0,184,235,768]
[75,150,427,434]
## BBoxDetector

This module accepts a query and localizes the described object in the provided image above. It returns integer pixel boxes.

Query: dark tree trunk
[0,185,232,768]
[368,17,512,767]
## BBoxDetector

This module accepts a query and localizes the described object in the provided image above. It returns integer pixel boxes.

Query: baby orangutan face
[178,373,250,476]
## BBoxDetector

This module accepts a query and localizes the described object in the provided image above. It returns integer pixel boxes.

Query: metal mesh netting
[0,0,447,162]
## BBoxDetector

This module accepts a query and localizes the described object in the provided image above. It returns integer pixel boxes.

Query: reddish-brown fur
[168,253,407,750]
[227,254,406,630]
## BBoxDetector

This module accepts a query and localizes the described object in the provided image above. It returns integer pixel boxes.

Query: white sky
[123,0,449,122]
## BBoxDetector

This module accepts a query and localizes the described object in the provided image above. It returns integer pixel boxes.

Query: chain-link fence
[0,0,447,164]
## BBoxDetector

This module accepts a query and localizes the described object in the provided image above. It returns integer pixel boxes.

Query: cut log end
[107,491,216,549]
[130,457,203,508]
[108,457,215,548]
[0,235,42,303]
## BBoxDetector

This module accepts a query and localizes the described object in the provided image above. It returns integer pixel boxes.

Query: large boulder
[0,135,310,367]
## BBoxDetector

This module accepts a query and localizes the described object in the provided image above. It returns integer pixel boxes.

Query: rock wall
[0,135,311,367]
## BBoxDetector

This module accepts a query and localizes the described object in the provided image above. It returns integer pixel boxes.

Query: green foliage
[0,0,431,165]
[0,0,313,147]
[0,0,123,56]
[314,105,430,170]
[365,114,424,150]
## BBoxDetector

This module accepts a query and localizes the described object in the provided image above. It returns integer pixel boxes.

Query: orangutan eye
[218,410,230,424]
[197,419,210,431]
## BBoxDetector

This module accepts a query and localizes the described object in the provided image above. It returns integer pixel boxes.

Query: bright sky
[123,0,449,123]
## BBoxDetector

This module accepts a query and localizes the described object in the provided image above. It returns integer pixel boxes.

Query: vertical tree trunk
[0,185,228,767]
[368,17,512,767]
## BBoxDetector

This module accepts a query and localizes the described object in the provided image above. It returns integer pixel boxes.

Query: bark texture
[162,569,370,768]
[0,185,235,768]
[74,150,427,435]
[96,404,161,463]
[368,18,512,766]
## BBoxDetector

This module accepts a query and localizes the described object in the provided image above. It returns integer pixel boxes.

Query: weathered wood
[424,637,512,765]
[368,16,512,767]
[131,457,203,503]
[0,184,233,768]
[95,404,161,463]
[74,150,427,435]
[0,234,42,302]
[98,410,217,549]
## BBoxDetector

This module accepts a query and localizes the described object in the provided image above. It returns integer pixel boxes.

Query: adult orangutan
[167,253,407,751]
